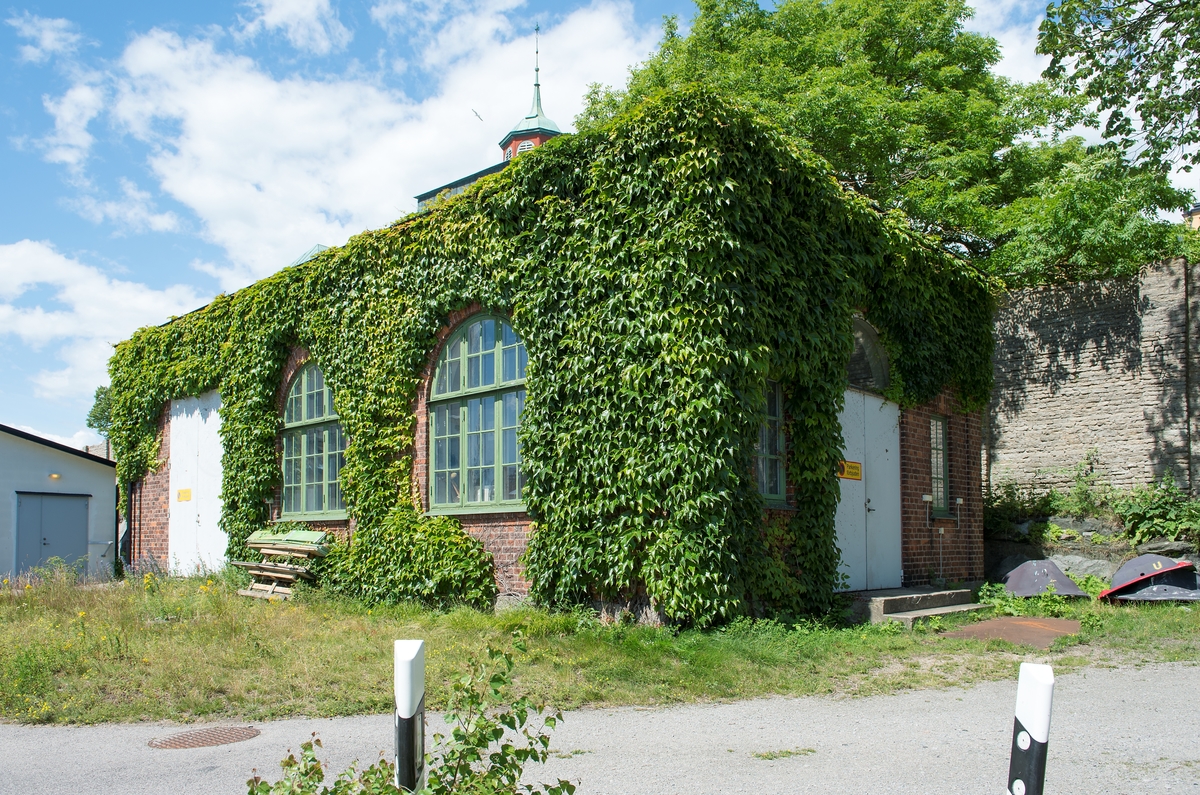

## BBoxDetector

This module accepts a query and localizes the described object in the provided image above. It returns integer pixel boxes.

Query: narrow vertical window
[280,362,347,517]
[930,415,948,512]
[756,380,785,501]
[429,316,527,511]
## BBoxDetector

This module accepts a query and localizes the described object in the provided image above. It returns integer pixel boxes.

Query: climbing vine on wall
[107,87,994,624]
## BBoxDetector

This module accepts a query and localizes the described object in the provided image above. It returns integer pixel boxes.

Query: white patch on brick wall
[168,391,226,574]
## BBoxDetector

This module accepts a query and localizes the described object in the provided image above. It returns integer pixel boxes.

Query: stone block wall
[900,390,984,585]
[988,258,1200,493]
[128,406,171,570]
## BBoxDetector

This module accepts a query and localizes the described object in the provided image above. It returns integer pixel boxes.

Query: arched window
[847,317,890,393]
[516,139,534,154]
[281,363,347,517]
[429,316,527,510]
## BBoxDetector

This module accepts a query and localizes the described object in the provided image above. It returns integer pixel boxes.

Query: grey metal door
[16,494,89,574]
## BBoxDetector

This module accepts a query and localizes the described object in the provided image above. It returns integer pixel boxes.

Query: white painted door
[863,393,902,589]
[835,391,868,591]
[168,391,226,574]
[836,389,902,591]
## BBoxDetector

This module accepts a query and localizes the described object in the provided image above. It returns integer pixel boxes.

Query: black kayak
[1002,559,1090,598]
[1099,554,1199,601]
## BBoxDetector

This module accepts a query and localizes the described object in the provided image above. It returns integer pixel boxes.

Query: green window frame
[429,315,527,514]
[756,380,786,502]
[281,363,347,518]
[930,415,949,514]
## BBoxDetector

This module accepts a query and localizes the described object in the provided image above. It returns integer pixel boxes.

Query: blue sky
[0,0,1083,445]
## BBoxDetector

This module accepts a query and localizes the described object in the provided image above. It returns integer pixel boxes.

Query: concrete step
[882,602,989,629]
[852,588,975,624]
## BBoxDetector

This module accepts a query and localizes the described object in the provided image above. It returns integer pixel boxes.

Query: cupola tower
[499,26,561,161]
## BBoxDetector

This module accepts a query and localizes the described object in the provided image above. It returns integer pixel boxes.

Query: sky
[0,0,1166,446]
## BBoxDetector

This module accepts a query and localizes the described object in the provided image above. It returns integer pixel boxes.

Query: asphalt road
[1,662,1196,794]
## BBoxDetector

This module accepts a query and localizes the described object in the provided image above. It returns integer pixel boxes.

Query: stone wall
[987,258,1200,493]
[900,391,984,585]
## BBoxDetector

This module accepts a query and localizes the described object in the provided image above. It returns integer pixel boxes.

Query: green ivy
[319,509,497,607]
[107,87,994,624]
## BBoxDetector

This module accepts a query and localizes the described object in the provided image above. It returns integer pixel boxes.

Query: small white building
[0,423,118,577]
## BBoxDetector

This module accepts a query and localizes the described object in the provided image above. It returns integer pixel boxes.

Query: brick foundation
[128,406,171,570]
[899,390,984,585]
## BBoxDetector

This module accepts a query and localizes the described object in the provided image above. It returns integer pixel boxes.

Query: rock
[1048,554,1118,581]
[1013,521,1034,537]
[1049,515,1120,535]
[988,553,1036,582]
[1136,539,1197,557]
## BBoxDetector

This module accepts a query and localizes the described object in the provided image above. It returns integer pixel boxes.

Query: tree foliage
[86,385,112,438]
[578,0,1190,286]
[1041,0,1200,171]
[108,89,993,624]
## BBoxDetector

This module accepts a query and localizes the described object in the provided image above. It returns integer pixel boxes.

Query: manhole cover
[148,726,261,749]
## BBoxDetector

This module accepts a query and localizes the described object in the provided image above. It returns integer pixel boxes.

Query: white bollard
[1007,663,1054,795]
[394,640,426,793]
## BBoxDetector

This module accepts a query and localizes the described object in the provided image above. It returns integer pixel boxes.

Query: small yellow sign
[177,489,192,502]
[837,461,862,480]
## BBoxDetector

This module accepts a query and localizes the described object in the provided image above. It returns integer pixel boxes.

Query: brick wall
[129,406,171,570]
[988,257,1200,493]
[411,303,532,596]
[900,390,984,585]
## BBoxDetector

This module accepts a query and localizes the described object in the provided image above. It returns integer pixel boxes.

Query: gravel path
[1,662,1196,794]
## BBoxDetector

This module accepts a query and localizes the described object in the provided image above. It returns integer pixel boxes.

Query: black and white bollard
[1007,663,1054,795]
[394,640,426,793]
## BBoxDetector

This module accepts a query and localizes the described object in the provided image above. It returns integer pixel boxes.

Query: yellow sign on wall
[837,461,862,480]
[177,489,192,502]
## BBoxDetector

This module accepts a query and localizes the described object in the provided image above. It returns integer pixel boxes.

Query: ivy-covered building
[114,85,993,624]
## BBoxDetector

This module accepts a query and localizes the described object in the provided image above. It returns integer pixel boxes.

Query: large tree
[1040,0,1200,171]
[579,0,1190,286]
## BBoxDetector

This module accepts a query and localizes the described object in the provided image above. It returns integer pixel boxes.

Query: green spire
[499,25,561,149]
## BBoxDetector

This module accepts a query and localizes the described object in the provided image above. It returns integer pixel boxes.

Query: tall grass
[2,567,1197,725]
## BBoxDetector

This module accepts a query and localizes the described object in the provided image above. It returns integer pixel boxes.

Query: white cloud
[72,178,180,233]
[238,0,353,54]
[13,425,104,449]
[965,0,1048,84]
[40,78,105,171]
[5,12,82,63]
[0,240,207,400]
[61,1,658,290]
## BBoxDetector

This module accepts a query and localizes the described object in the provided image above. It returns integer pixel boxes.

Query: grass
[1,566,1197,725]
[753,748,816,760]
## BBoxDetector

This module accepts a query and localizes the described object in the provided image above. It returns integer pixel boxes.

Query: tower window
[516,139,534,154]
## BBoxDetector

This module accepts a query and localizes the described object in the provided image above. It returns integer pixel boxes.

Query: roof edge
[0,423,117,468]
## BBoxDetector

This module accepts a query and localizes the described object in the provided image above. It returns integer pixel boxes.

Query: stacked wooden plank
[233,528,329,600]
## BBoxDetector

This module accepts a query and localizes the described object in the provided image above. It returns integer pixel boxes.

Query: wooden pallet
[235,529,328,600]
[237,582,293,599]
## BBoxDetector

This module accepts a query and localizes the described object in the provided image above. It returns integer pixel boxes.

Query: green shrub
[323,509,497,608]
[983,481,1060,535]
[1111,479,1200,546]
[248,641,574,795]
